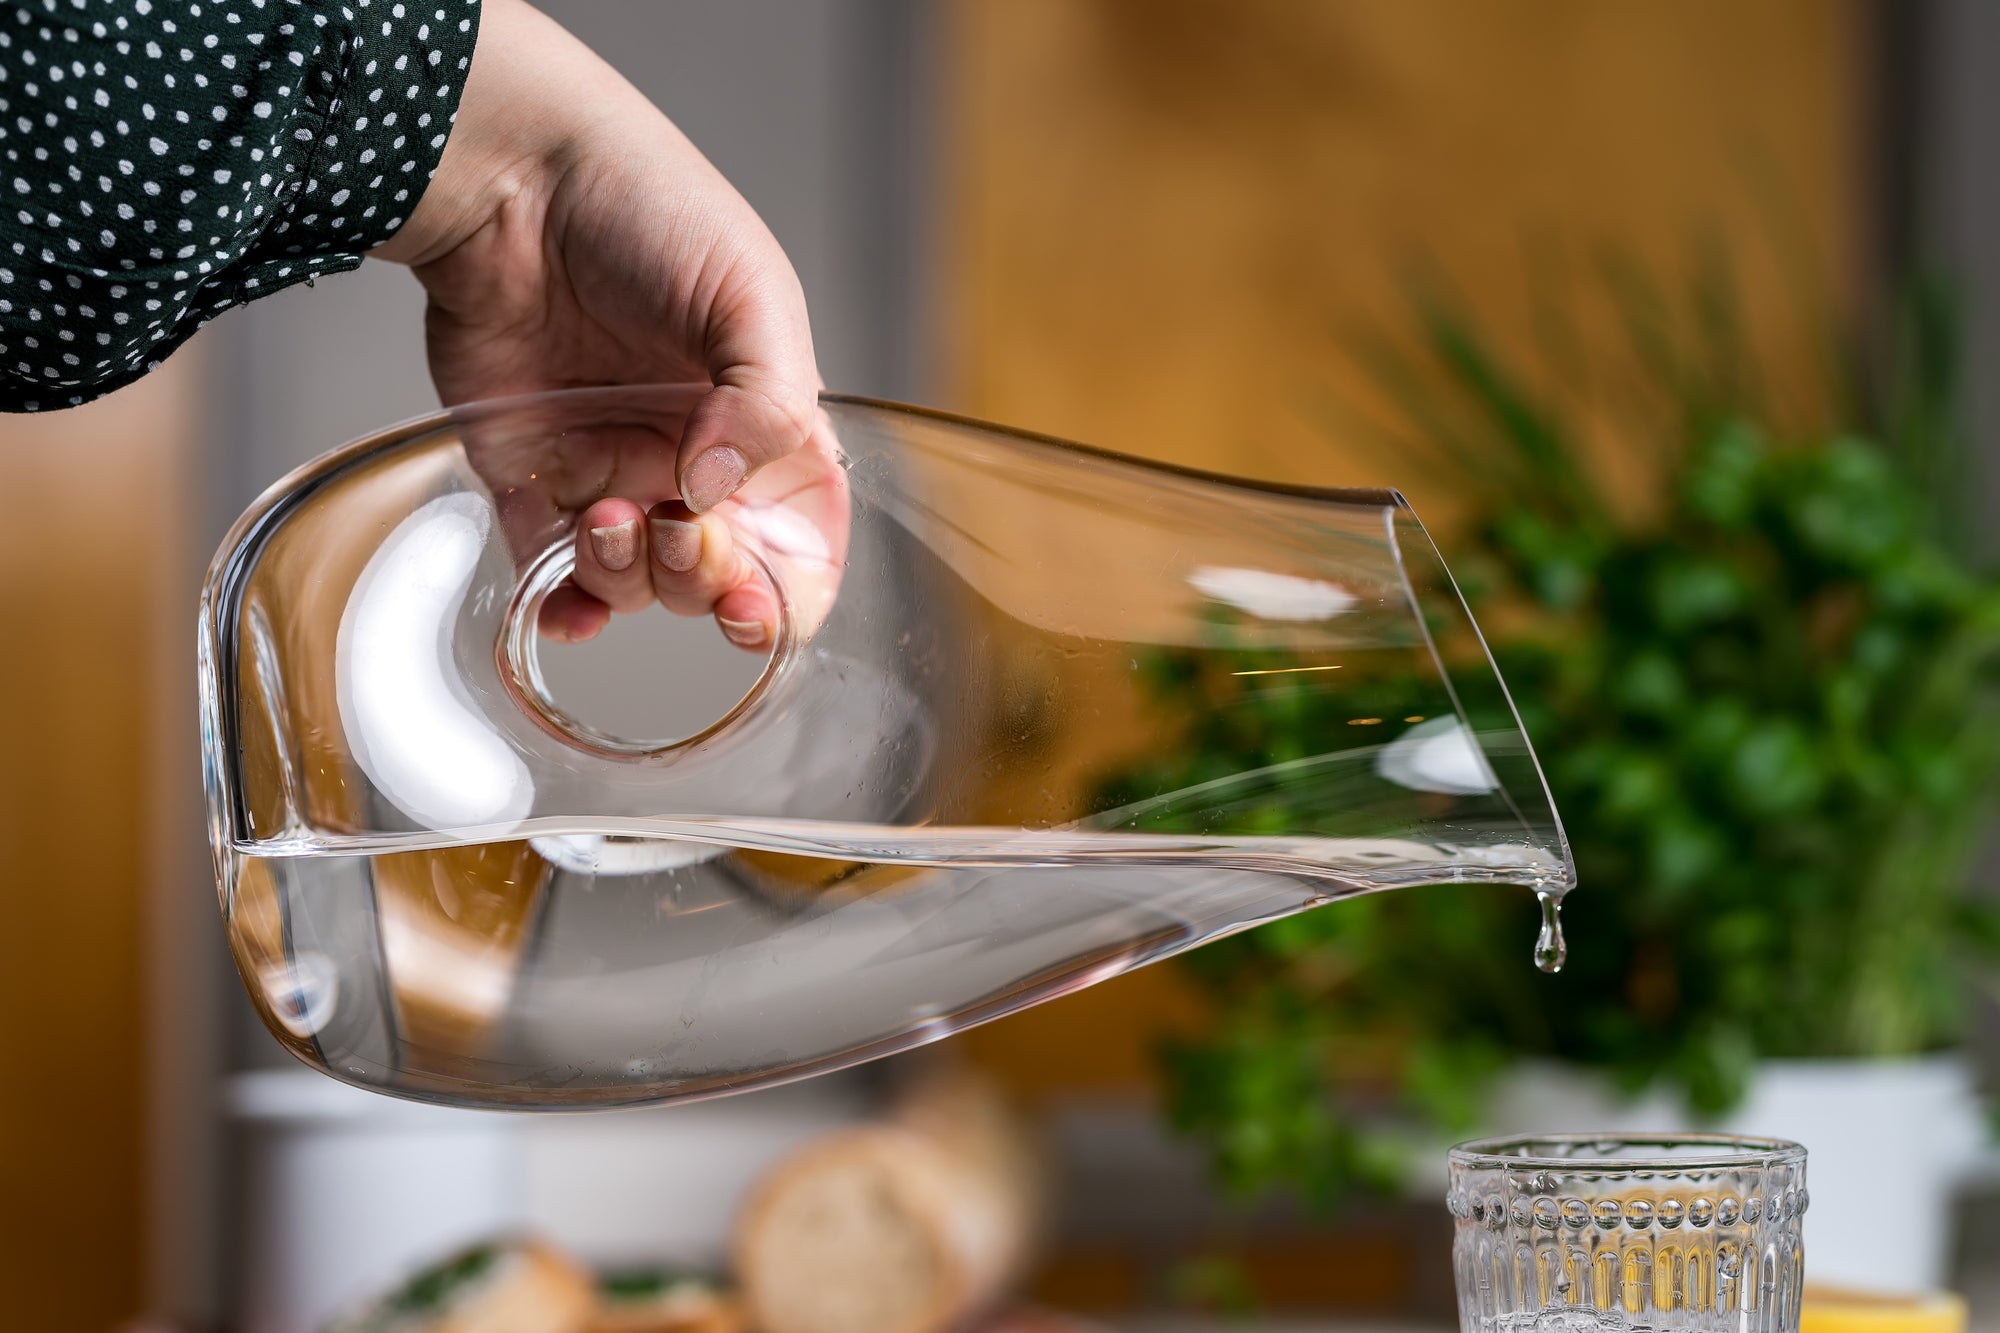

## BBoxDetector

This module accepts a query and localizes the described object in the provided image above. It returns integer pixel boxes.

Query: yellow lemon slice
[1802,1286,1968,1333]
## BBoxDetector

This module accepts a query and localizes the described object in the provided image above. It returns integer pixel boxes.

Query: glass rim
[1449,1132,1806,1172]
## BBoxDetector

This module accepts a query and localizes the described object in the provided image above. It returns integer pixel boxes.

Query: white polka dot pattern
[0,0,479,410]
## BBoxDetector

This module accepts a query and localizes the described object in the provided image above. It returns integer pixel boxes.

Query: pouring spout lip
[1375,495,1578,892]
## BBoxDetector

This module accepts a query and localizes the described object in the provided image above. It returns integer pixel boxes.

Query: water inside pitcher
[200,385,1574,1109]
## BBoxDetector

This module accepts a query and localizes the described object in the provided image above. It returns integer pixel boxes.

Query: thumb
[677,281,822,513]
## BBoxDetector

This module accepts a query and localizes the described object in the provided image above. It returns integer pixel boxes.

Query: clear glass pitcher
[200,384,1573,1109]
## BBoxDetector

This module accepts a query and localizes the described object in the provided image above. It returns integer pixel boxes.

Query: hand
[373,0,842,650]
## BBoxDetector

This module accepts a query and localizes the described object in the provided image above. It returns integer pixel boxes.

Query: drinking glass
[1448,1135,1808,1333]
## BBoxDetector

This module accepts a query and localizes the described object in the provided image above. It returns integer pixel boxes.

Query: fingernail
[588,520,638,572]
[718,617,768,649]
[650,516,702,573]
[683,446,747,513]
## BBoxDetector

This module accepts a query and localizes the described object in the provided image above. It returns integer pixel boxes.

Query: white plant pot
[1458,1054,1997,1294]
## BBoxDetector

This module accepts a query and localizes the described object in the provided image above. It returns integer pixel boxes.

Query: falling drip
[1533,887,1566,973]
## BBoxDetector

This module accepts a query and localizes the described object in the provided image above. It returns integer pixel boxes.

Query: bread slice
[324,1238,596,1333]
[733,1069,1042,1333]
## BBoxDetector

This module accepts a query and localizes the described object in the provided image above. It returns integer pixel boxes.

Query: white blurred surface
[228,1068,866,1332]
[229,1070,523,1333]
[518,1081,867,1269]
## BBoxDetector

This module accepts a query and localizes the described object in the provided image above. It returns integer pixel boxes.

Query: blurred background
[3,0,1999,1329]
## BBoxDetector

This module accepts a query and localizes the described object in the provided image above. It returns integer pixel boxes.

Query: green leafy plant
[1123,263,2000,1208]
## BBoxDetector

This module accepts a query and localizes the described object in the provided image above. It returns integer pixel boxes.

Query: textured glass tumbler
[1448,1135,1808,1333]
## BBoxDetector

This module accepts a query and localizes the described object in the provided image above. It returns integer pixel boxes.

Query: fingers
[571,497,655,614]
[536,583,611,643]
[677,379,817,513]
[536,496,650,644]
[647,501,778,653]
[677,276,822,512]
[713,577,780,653]
[550,494,780,654]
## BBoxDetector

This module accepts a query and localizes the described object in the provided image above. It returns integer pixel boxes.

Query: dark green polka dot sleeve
[0,0,481,411]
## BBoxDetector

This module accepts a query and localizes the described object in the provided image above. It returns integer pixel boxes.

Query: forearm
[0,0,482,412]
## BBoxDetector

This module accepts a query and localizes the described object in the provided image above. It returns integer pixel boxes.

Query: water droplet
[1533,888,1567,973]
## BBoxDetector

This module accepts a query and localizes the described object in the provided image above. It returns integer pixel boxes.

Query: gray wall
[1924,0,2000,549]
[1912,0,2000,1306]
